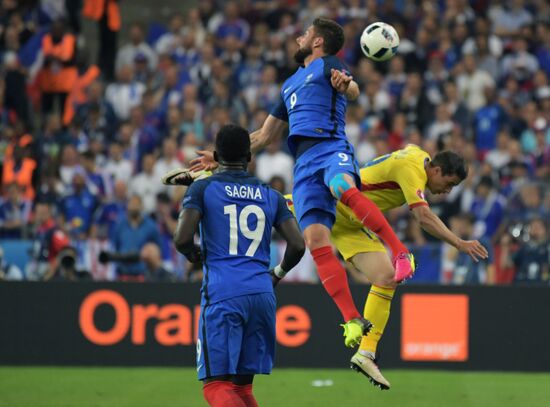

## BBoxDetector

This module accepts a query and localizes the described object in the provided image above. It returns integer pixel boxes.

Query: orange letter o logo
[79,290,130,345]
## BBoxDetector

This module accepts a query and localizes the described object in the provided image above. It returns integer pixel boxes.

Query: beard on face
[294,45,313,64]
[129,210,141,220]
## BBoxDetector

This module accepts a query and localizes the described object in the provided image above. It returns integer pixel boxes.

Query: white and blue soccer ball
[360,22,400,62]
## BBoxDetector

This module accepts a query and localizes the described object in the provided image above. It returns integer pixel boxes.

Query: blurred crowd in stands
[0,0,549,284]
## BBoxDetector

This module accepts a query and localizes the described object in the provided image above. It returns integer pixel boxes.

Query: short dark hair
[430,151,468,181]
[312,18,344,55]
[215,124,251,163]
[81,150,95,161]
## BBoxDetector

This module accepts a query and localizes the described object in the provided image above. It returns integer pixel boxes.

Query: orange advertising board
[401,294,469,361]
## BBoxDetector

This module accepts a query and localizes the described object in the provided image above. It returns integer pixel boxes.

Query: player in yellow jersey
[285,145,488,389]
[162,144,488,390]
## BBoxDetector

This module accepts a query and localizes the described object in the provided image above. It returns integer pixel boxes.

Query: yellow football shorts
[331,215,387,261]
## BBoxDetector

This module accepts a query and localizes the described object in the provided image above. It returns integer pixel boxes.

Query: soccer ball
[360,22,400,62]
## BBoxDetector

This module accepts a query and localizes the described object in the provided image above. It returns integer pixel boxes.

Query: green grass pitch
[1,367,549,407]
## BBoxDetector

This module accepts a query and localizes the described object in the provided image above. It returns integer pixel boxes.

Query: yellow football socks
[359,285,395,354]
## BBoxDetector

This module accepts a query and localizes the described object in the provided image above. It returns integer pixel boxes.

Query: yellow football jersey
[336,144,431,227]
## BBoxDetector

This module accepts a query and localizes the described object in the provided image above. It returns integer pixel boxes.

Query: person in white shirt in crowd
[105,65,146,121]
[58,144,82,190]
[153,138,183,189]
[486,130,513,171]
[155,13,184,55]
[181,7,206,48]
[129,154,164,215]
[456,53,495,112]
[104,141,133,184]
[255,137,294,194]
[115,22,157,73]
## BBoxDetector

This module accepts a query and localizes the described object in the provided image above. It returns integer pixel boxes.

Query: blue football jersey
[271,55,349,156]
[182,170,293,305]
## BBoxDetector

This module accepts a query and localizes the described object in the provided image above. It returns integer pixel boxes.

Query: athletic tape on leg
[329,173,353,200]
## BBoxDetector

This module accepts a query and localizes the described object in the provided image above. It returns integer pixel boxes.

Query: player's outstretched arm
[173,208,202,263]
[188,115,288,172]
[272,218,305,284]
[411,205,489,262]
[250,114,289,154]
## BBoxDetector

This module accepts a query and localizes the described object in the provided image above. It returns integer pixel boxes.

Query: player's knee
[329,173,355,200]
[303,225,331,251]
[372,268,397,288]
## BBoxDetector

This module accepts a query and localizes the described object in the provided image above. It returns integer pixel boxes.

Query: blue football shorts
[196,292,276,380]
[292,138,361,231]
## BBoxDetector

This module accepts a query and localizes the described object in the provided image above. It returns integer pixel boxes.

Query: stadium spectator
[456,53,495,112]
[426,103,455,144]
[111,194,162,281]
[152,192,179,275]
[491,0,533,40]
[214,1,250,48]
[105,64,146,121]
[154,13,184,55]
[129,153,163,215]
[486,131,512,171]
[153,138,182,188]
[500,217,549,284]
[62,52,101,126]
[255,137,293,193]
[2,141,36,200]
[25,200,70,281]
[37,19,77,118]
[443,213,495,285]
[0,182,32,238]
[75,80,117,141]
[92,180,127,239]
[473,85,507,157]
[80,150,111,200]
[181,7,206,48]
[2,51,29,124]
[59,170,98,239]
[104,141,133,184]
[500,36,539,83]
[115,22,157,73]
[506,183,545,224]
[470,176,505,239]
[58,144,80,188]
[397,72,433,131]
[141,242,175,282]
[82,0,120,81]
[443,80,470,133]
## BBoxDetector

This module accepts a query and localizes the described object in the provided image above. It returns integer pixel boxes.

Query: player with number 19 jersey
[182,170,293,306]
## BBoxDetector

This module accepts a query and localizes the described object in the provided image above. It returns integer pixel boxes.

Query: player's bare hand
[457,239,489,262]
[331,69,352,93]
[189,150,217,172]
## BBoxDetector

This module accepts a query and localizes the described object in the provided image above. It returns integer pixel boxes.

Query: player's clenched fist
[330,69,352,93]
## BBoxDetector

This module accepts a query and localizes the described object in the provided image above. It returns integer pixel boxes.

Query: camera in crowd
[98,251,140,264]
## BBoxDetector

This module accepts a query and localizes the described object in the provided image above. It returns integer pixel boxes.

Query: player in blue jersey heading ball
[191,18,415,348]
[174,124,305,407]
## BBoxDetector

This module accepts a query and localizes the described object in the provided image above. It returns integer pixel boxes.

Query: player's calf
[203,380,247,407]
